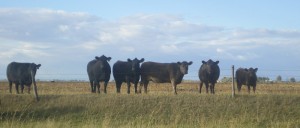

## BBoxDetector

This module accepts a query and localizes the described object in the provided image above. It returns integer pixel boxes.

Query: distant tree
[290,77,296,83]
[276,75,282,82]
[257,77,270,83]
[220,77,232,83]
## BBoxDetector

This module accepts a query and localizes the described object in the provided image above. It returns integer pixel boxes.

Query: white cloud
[0,40,51,67]
[120,46,135,52]
[59,25,69,32]
[0,8,100,44]
[0,8,300,80]
[160,44,181,53]
[118,25,143,38]
[236,55,247,61]
[98,32,114,42]
[1,8,299,56]
[216,48,225,53]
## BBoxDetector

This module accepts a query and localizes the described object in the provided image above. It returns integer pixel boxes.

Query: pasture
[0,81,299,128]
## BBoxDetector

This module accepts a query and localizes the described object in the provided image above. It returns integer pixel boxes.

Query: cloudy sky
[1,0,300,81]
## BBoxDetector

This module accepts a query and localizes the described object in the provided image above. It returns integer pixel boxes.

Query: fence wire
[0,68,299,82]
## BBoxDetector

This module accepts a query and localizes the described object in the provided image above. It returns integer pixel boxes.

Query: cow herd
[5,54,258,101]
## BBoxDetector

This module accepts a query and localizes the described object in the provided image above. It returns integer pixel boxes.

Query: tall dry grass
[0,81,299,128]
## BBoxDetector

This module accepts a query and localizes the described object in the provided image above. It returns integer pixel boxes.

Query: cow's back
[87,60,97,77]
[113,61,131,81]
[236,68,247,84]
[198,65,207,82]
[141,62,174,83]
[7,62,31,83]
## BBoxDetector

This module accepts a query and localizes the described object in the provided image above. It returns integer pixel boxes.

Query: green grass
[0,82,300,128]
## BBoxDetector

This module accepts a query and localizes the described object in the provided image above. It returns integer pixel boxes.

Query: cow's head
[246,67,258,79]
[177,61,193,74]
[95,55,111,62]
[202,59,219,75]
[30,63,41,76]
[128,58,144,71]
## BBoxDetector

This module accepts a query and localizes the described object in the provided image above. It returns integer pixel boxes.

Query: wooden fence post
[232,65,235,97]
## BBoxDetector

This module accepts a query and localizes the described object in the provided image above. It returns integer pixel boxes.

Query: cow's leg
[139,82,143,93]
[92,81,96,93]
[27,85,31,94]
[134,82,138,94]
[9,81,12,93]
[116,81,122,93]
[210,83,212,94]
[171,81,177,95]
[15,83,20,94]
[253,85,256,93]
[247,85,251,94]
[89,80,94,93]
[173,85,177,95]
[199,81,203,93]
[205,82,209,93]
[93,80,99,93]
[97,82,100,93]
[237,83,241,92]
[21,84,24,94]
[211,83,215,94]
[104,81,108,94]
[144,81,149,94]
[127,81,131,94]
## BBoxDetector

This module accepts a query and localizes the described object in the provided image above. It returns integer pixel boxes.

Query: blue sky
[0,1,300,81]
[3,0,300,29]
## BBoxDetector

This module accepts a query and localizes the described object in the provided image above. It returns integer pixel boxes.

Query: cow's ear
[177,62,182,65]
[202,61,206,64]
[37,64,41,69]
[188,61,193,65]
[215,61,219,64]
[95,56,99,59]
[107,57,111,61]
[140,58,145,63]
[127,58,132,62]
[254,68,258,72]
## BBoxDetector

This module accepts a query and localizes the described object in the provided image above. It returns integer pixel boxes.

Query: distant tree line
[276,75,296,83]
[220,75,297,83]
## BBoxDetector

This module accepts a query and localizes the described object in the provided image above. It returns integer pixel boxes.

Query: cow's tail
[31,70,39,101]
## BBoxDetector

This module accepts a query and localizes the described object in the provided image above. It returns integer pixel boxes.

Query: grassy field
[0,81,299,128]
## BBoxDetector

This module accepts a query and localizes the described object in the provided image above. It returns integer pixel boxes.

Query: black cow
[198,59,220,94]
[236,68,258,93]
[87,55,111,93]
[113,58,144,94]
[140,61,193,94]
[6,62,41,101]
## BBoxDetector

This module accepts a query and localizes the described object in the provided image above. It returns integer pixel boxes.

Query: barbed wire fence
[0,67,299,82]
[0,65,299,96]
